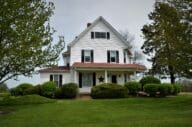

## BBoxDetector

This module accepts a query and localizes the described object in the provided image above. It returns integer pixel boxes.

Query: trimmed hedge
[158,83,173,97]
[61,83,78,98]
[54,88,63,99]
[140,76,161,90]
[144,83,180,97]
[41,81,56,98]
[144,84,159,97]
[124,81,141,96]
[172,84,181,95]
[91,83,127,99]
[26,85,42,95]
[10,83,33,96]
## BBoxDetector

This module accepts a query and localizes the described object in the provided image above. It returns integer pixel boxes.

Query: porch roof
[39,66,70,73]
[72,62,146,71]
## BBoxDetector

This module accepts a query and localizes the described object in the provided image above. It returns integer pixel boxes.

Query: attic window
[91,32,110,39]
[95,32,106,38]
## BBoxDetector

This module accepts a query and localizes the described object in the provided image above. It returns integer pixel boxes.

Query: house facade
[39,16,146,93]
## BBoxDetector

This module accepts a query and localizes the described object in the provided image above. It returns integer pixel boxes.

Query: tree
[0,0,65,84]
[141,1,192,83]
[119,30,144,63]
[0,83,8,92]
[167,0,192,78]
[119,30,135,48]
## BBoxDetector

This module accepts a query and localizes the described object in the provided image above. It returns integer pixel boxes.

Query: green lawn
[0,94,192,127]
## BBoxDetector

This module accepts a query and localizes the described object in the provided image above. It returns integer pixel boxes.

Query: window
[50,74,62,87]
[81,50,93,62]
[91,32,110,39]
[84,50,91,62]
[110,51,116,62]
[53,75,59,86]
[95,32,106,38]
[107,50,119,63]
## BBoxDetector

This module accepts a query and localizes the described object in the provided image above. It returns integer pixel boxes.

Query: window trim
[82,49,94,63]
[107,50,119,63]
[91,32,110,39]
[50,74,62,87]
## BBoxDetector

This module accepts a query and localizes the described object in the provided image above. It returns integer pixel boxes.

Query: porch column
[134,71,136,80]
[74,70,77,83]
[105,70,108,83]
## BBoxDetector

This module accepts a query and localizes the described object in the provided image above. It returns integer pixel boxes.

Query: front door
[82,73,93,87]
[111,75,117,83]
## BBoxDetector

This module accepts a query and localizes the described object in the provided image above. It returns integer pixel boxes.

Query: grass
[0,94,192,127]
[0,95,55,106]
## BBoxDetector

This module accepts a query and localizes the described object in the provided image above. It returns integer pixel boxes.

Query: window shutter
[93,72,96,86]
[81,50,84,62]
[50,75,53,81]
[116,50,119,63]
[107,32,110,39]
[79,72,82,88]
[59,75,62,87]
[91,32,94,39]
[124,51,126,63]
[91,50,94,62]
[107,50,110,63]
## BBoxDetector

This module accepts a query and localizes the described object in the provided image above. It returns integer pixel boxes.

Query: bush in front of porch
[54,83,78,99]
[124,81,141,96]
[91,83,127,99]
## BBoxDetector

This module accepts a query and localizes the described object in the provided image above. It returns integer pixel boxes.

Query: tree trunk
[168,65,175,84]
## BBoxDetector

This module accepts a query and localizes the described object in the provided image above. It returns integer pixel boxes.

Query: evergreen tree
[141,0,192,83]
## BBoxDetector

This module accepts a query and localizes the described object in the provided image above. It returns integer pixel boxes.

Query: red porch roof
[39,66,70,72]
[72,62,146,71]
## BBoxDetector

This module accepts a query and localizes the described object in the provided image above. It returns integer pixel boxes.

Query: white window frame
[84,50,91,62]
[110,50,117,63]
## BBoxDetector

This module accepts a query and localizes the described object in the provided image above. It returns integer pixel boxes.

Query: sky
[6,0,156,88]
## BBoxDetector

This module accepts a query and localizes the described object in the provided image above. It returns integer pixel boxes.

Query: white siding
[70,21,128,66]
[40,72,71,84]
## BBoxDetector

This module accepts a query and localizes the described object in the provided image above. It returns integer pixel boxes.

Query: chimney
[87,23,92,27]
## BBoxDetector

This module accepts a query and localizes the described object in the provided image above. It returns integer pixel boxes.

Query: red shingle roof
[39,66,70,72]
[72,62,146,70]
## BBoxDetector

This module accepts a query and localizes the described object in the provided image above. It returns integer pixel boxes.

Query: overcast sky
[6,0,155,88]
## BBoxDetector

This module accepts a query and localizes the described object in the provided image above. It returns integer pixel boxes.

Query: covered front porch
[72,62,146,93]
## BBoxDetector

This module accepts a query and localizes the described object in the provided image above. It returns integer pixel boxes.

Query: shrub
[0,93,10,98]
[140,76,161,90]
[144,84,159,97]
[91,83,127,99]
[10,83,33,96]
[0,95,55,106]
[158,83,173,97]
[61,83,78,98]
[172,84,181,95]
[25,85,42,95]
[41,81,56,98]
[54,87,63,99]
[0,83,9,92]
[124,81,141,96]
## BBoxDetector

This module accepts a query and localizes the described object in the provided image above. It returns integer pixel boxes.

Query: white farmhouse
[39,16,146,93]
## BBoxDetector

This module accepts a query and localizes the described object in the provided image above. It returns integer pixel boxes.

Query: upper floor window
[81,49,94,63]
[95,32,106,38]
[91,32,110,39]
[107,50,119,63]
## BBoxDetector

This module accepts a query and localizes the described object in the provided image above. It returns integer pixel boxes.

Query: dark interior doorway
[111,75,117,83]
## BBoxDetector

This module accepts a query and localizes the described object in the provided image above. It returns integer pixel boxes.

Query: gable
[68,16,130,49]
